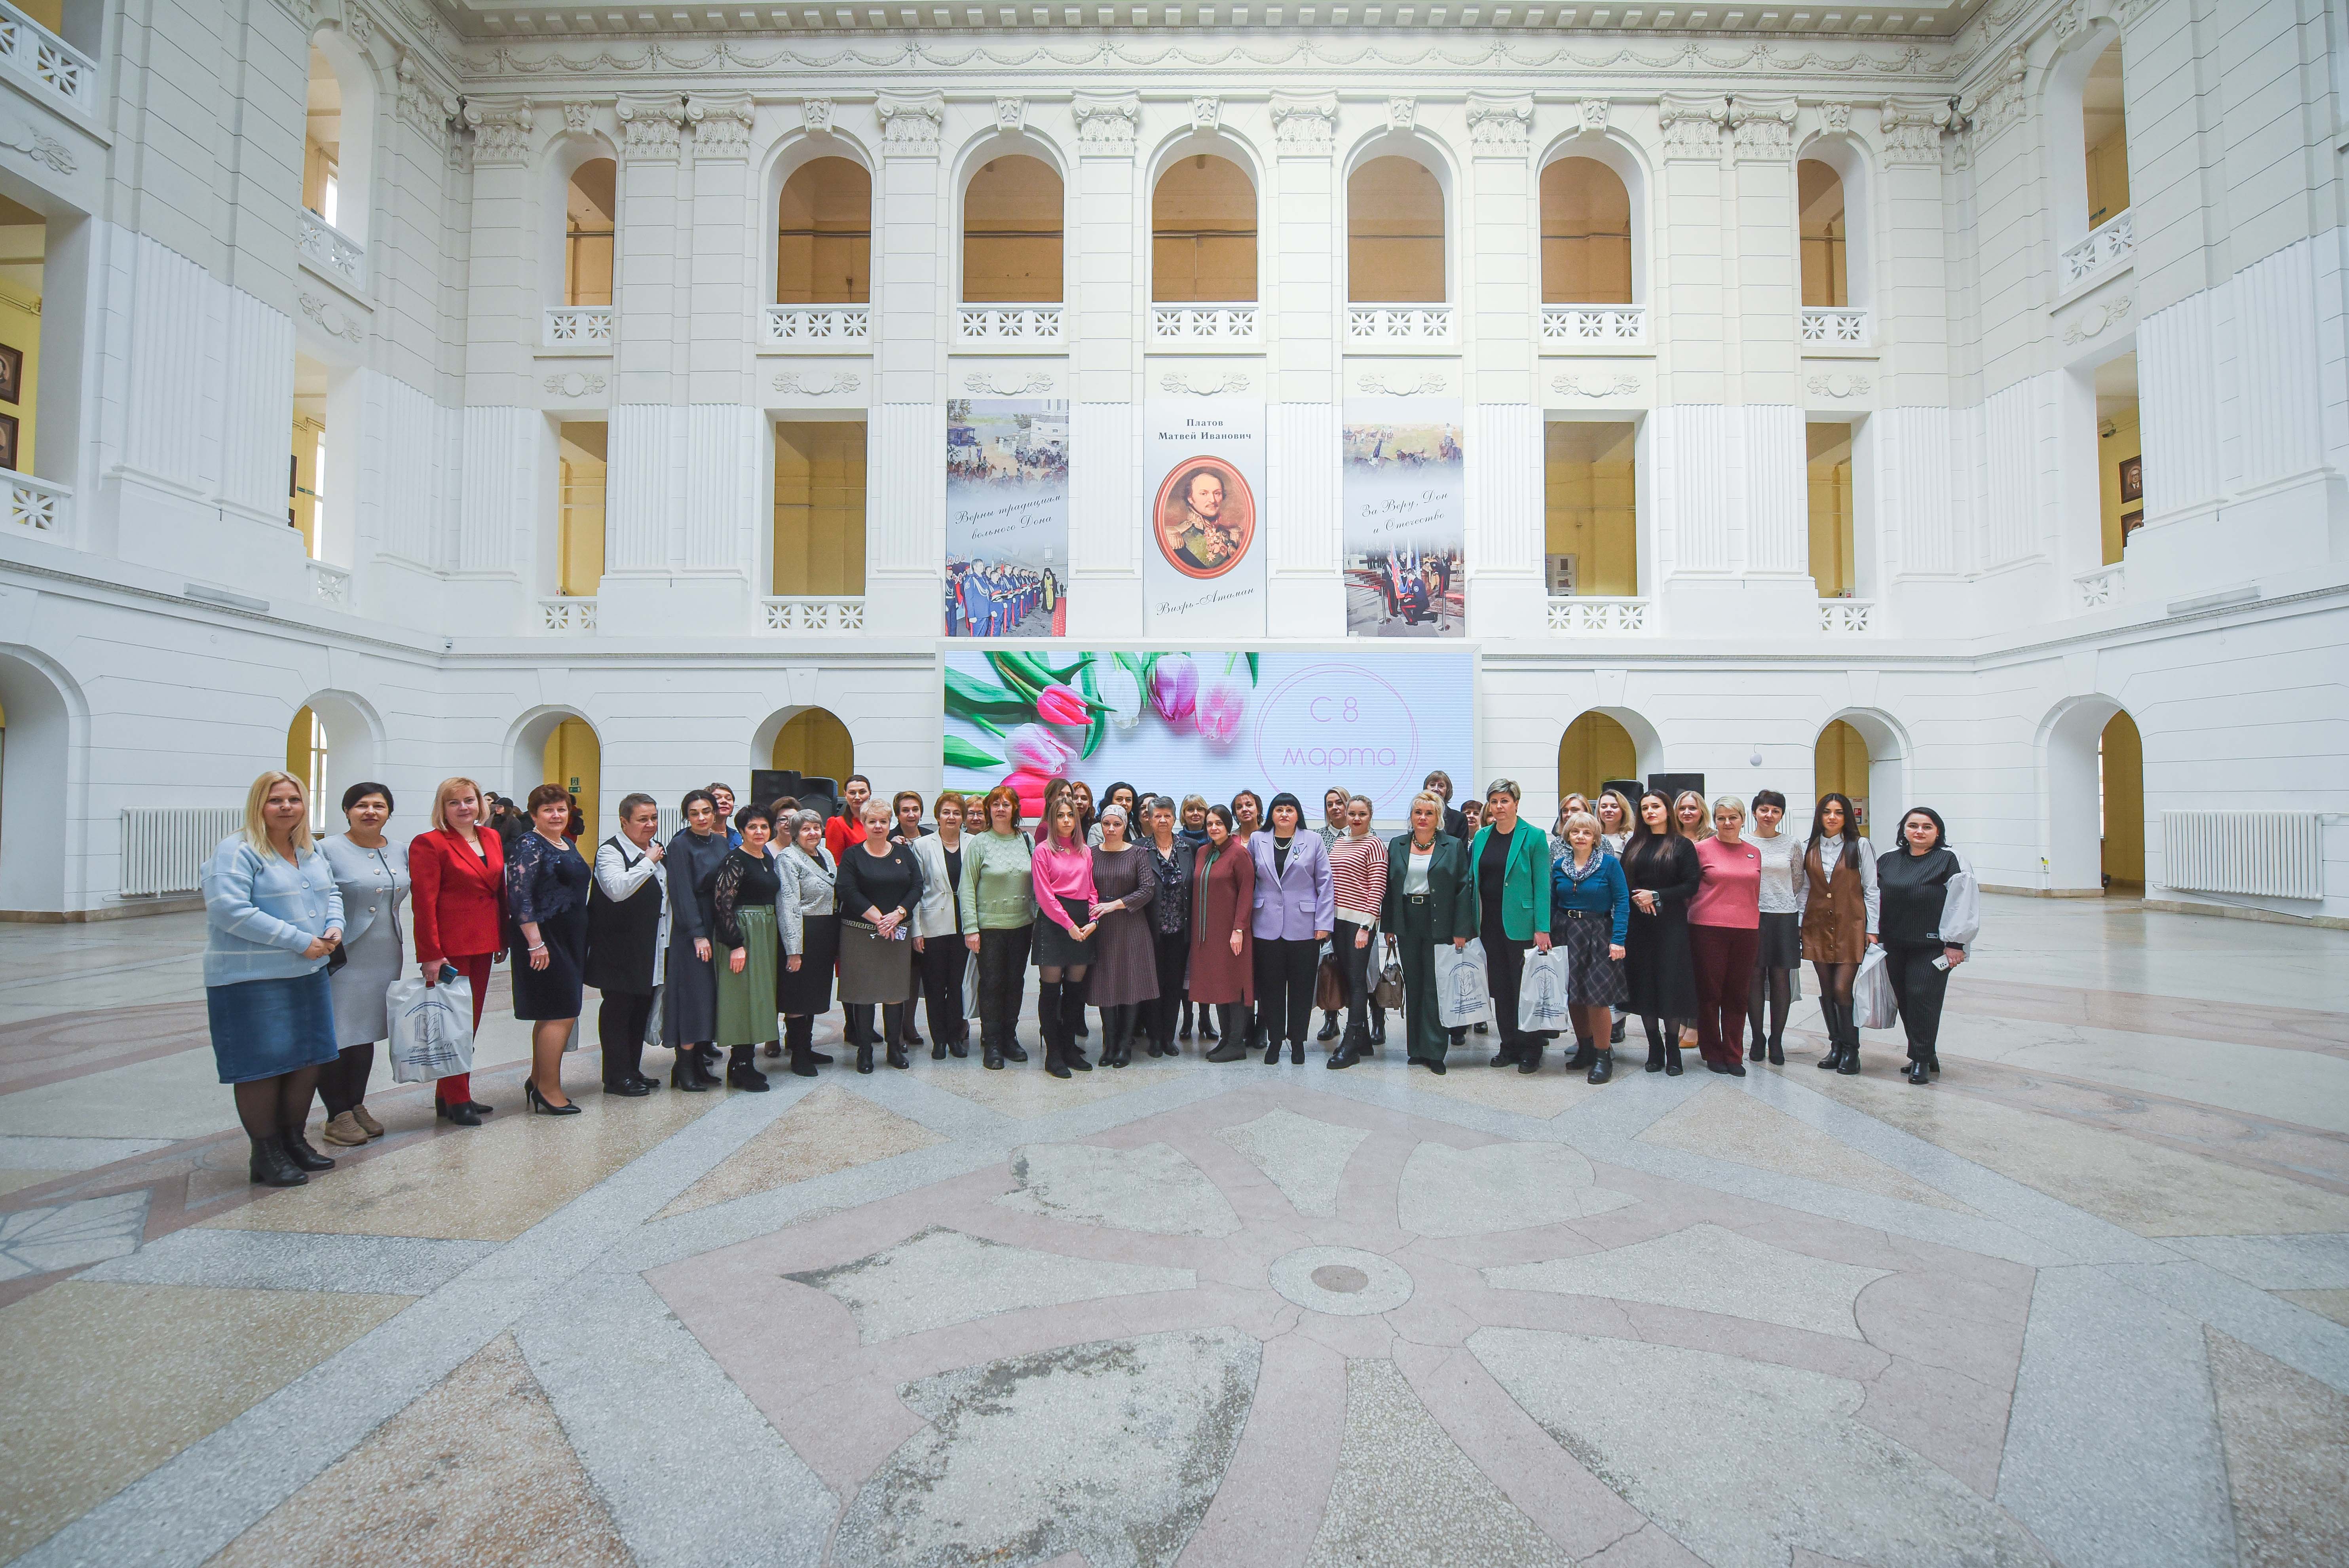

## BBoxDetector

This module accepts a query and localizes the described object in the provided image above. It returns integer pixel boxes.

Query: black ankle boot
[1588,1048,1614,1084]
[788,1039,818,1077]
[1565,1038,1597,1072]
[280,1129,336,1172]
[1516,1041,1545,1074]
[1907,1052,1930,1084]
[1836,1010,1862,1075]
[1290,1038,1305,1065]
[249,1133,308,1186]
[1665,1038,1684,1076]
[1198,1008,1217,1042]
[982,1025,1005,1071]
[1205,1006,1248,1061]
[1261,1024,1282,1065]
[1317,1011,1341,1042]
[727,1045,772,1091]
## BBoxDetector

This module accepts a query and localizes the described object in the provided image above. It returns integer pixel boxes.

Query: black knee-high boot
[1816,1000,1848,1071]
[848,1005,875,1073]
[1643,1014,1668,1073]
[883,1004,910,1069]
[785,1014,817,1077]
[1060,985,1092,1071]
[1037,981,1068,1077]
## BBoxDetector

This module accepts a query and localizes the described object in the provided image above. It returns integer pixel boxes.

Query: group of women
[199,761,1978,1187]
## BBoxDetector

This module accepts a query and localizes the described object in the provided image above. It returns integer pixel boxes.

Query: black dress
[1620,833,1700,1020]
[506,831,591,1020]
[661,828,732,1046]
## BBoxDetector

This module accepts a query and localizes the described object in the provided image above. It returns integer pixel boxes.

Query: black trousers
[598,991,655,1085]
[977,925,1032,1048]
[319,1041,374,1116]
[918,937,970,1043]
[1334,919,1376,1042]
[1253,936,1320,1044]
[1485,933,1532,1054]
[1149,927,1190,1051]
[1883,940,1952,1058]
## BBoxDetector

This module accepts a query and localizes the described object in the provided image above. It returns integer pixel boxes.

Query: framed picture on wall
[2121,508,2144,541]
[1545,553,1578,596]
[2117,454,2142,503]
[0,412,19,472]
[0,344,23,405]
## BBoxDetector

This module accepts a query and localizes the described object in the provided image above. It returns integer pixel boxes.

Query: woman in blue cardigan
[1550,810,1630,1083]
[1464,779,1553,1072]
[202,771,346,1187]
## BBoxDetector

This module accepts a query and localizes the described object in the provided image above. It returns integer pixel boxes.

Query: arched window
[772,708,854,788]
[303,31,373,247]
[1558,712,1639,801]
[1540,157,1632,304]
[286,706,329,830]
[565,159,616,308]
[2083,38,2130,230]
[1348,154,1445,303]
[1152,154,1256,303]
[1798,160,1848,309]
[963,155,1063,304]
[777,158,871,304]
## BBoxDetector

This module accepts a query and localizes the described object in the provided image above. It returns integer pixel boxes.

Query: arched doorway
[286,706,330,829]
[1814,719,1871,832]
[2041,696,2140,894]
[771,707,853,792]
[1558,711,1638,802]
[2100,709,2144,889]
[509,710,602,839]
[0,648,79,914]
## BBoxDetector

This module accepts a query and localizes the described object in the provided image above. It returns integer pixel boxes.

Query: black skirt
[1757,911,1802,970]
[779,912,839,1015]
[1031,896,1094,967]
[1623,904,1699,1019]
[1556,910,1629,1009]
[511,901,588,1020]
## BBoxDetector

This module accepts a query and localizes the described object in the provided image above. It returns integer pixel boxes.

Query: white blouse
[1750,830,1804,916]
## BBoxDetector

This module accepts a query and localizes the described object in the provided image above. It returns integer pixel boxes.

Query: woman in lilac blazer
[1249,792,1335,1063]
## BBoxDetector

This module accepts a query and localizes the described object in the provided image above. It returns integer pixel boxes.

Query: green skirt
[714,905,780,1047]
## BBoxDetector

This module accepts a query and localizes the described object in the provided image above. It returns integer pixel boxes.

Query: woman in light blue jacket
[202,771,345,1188]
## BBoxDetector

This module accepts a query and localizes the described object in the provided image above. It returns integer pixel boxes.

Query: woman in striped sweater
[1326,795,1389,1069]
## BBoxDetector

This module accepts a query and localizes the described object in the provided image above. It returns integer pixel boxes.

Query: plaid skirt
[1556,911,1629,1009]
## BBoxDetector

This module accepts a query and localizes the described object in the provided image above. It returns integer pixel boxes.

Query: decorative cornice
[1158,370,1251,396]
[615,95,686,160]
[1975,47,2029,141]
[690,94,755,159]
[463,98,534,166]
[396,56,458,148]
[1465,91,1533,157]
[1805,371,1874,398]
[1728,94,1798,161]
[1073,91,1140,153]
[1270,91,1337,155]
[561,101,597,133]
[2061,294,2132,345]
[1818,101,1853,133]
[877,91,944,156]
[1657,93,1729,160]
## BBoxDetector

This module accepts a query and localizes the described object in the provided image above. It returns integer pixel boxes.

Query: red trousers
[432,953,494,1104]
[1690,924,1759,1067]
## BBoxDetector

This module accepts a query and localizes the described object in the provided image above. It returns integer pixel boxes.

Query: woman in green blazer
[1381,791,1477,1071]
[1464,779,1555,1072]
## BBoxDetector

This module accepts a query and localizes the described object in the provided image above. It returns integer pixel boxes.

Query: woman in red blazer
[409,777,505,1127]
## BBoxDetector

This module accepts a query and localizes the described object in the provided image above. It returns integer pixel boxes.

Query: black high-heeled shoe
[669,1057,710,1093]
[525,1080,581,1116]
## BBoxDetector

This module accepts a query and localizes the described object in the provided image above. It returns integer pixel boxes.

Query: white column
[1267,92,1344,632]
[1464,94,1545,635]
[1067,93,1142,635]
[1068,400,1137,636]
[865,93,947,635]
[1464,402,1540,638]
[457,406,546,583]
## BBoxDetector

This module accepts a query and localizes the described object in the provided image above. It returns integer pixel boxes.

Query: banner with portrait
[944,399,1069,638]
[1342,398,1465,638]
[1143,401,1267,637]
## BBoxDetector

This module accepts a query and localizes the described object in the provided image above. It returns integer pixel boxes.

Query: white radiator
[2161,811,2325,901]
[120,808,242,897]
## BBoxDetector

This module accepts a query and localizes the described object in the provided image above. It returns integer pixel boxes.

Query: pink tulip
[1195,678,1246,743]
[1001,724,1075,778]
[1002,769,1056,817]
[1151,654,1199,723]
[1034,683,1091,728]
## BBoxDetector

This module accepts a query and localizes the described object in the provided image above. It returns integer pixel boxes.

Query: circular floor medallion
[1268,1246,1413,1316]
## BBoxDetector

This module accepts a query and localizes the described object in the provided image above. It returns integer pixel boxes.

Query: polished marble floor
[0,896,2344,1567]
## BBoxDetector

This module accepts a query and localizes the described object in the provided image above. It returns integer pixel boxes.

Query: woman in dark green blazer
[1464,778,1556,1072]
[1381,791,1477,1071]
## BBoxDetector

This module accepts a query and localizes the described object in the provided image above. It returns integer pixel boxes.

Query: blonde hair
[1711,794,1748,823]
[1409,789,1446,818]
[1597,788,1635,830]
[1561,810,1603,844]
[1673,789,1712,839]
[430,777,486,835]
[242,771,313,861]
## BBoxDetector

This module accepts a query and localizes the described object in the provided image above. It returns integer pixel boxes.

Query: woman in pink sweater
[1030,795,1100,1079]
[1689,795,1764,1076]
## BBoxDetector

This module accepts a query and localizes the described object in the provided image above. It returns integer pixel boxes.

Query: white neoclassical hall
[0,0,2347,1565]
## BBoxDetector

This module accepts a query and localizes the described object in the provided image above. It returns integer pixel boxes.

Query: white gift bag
[1518,945,1574,1035]
[642,984,664,1047]
[1851,945,1898,1031]
[962,949,982,1019]
[1432,939,1492,1027]
[386,975,477,1084]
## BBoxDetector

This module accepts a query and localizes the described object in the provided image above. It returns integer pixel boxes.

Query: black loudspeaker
[1648,772,1705,805]
[1602,778,1643,805]
[752,769,800,808]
